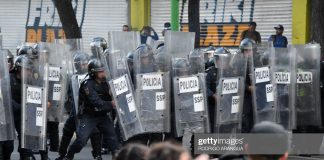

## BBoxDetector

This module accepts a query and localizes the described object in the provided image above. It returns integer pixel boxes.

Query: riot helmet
[14,55,33,72]
[239,38,255,56]
[90,37,108,58]
[73,52,90,74]
[173,58,190,77]
[135,44,154,68]
[88,59,106,78]
[17,45,38,59]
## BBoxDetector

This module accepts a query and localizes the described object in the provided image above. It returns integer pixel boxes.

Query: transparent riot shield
[39,43,68,123]
[102,50,143,140]
[165,31,195,57]
[251,47,276,123]
[108,31,140,56]
[0,50,15,141]
[295,43,321,127]
[21,43,49,150]
[270,47,296,130]
[215,54,247,133]
[172,57,210,137]
[70,73,87,116]
[133,45,171,133]
[55,39,84,76]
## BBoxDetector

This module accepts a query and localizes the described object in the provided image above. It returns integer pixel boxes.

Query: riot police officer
[56,52,103,160]
[10,55,36,160]
[239,38,255,133]
[63,59,120,160]
[205,47,230,132]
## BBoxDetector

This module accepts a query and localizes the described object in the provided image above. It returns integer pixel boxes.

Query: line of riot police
[0,30,323,160]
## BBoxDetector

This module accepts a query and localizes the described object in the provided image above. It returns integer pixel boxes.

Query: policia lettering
[178,76,199,93]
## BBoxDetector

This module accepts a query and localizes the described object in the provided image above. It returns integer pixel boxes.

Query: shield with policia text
[294,43,321,128]
[42,42,68,122]
[251,45,277,124]
[134,43,171,133]
[105,31,144,140]
[215,53,247,133]
[270,46,296,130]
[21,43,49,150]
[167,31,210,137]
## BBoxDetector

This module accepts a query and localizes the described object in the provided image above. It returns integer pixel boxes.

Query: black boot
[40,151,50,160]
[62,151,74,160]
[20,155,36,160]
[92,150,102,160]
[55,155,65,160]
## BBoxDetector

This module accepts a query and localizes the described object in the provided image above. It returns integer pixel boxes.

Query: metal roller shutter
[151,0,171,40]
[179,0,292,47]
[0,0,128,53]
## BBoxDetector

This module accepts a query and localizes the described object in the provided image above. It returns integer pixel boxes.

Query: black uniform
[57,79,102,159]
[205,65,218,132]
[242,60,254,133]
[65,78,120,159]
[10,71,35,159]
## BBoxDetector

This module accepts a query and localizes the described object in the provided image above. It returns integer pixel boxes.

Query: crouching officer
[63,59,120,160]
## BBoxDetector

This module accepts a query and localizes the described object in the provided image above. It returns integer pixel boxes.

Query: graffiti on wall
[180,0,255,47]
[25,0,86,42]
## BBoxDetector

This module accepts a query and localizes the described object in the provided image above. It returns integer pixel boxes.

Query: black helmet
[90,37,108,57]
[239,38,255,53]
[88,59,105,77]
[214,47,230,60]
[73,52,90,73]
[18,45,38,59]
[14,55,33,71]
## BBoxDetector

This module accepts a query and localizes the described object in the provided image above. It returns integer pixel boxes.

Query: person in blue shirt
[269,25,288,48]
[140,26,159,44]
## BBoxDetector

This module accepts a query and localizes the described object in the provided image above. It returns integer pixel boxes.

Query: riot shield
[215,54,247,133]
[102,50,143,140]
[0,50,15,141]
[133,44,171,133]
[270,47,296,130]
[251,47,276,123]
[55,38,84,76]
[172,57,210,137]
[71,73,88,116]
[108,31,140,56]
[295,43,321,127]
[40,43,68,122]
[21,43,49,150]
[165,31,195,57]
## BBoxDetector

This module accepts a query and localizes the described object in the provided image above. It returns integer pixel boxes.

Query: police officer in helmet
[56,52,103,160]
[63,59,120,160]
[10,55,36,160]
[239,38,255,133]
